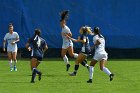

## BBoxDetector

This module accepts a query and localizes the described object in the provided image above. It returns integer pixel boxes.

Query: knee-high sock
[74,65,79,74]
[31,68,37,81]
[14,60,17,67]
[73,53,78,58]
[63,55,69,64]
[9,60,12,68]
[33,68,41,74]
[81,60,88,67]
[89,66,94,79]
[103,67,111,75]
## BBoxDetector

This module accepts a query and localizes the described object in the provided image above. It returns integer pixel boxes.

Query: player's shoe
[87,79,92,83]
[14,66,17,71]
[38,72,42,81]
[30,80,35,83]
[69,72,76,76]
[10,68,13,71]
[109,73,114,81]
[66,64,70,71]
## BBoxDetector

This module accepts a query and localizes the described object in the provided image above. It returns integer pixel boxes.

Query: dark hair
[9,23,13,27]
[60,10,69,22]
[35,29,41,36]
[94,27,103,38]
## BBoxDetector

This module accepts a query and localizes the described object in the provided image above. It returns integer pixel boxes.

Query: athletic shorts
[93,52,108,62]
[31,56,43,62]
[7,46,18,53]
[62,42,73,49]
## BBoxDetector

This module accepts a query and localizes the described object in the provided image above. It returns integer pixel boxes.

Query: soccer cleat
[38,72,42,81]
[10,68,13,71]
[66,64,71,71]
[87,79,92,83]
[69,72,76,76]
[30,80,35,83]
[14,66,17,71]
[109,73,114,81]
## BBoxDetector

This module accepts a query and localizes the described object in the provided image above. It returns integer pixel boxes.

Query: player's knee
[69,53,74,57]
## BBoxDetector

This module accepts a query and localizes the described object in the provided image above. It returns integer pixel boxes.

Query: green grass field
[0,59,139,93]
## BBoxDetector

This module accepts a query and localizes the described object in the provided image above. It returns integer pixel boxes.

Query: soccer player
[3,23,19,71]
[66,26,92,76]
[87,27,114,83]
[60,10,88,71]
[25,29,48,83]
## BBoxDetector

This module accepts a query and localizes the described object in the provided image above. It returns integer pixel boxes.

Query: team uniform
[61,25,73,49]
[4,32,19,52]
[28,35,47,61]
[93,35,108,61]
[80,34,91,56]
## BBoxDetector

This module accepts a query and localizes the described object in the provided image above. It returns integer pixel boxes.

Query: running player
[25,29,48,83]
[3,23,19,71]
[66,26,92,76]
[87,27,114,83]
[60,10,88,71]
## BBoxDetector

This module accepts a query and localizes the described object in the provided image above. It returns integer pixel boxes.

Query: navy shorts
[31,56,43,61]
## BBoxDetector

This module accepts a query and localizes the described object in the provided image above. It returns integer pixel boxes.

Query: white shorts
[7,46,18,53]
[93,52,108,61]
[62,42,73,49]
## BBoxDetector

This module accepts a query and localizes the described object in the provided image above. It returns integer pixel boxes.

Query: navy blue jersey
[28,35,47,60]
[80,34,91,54]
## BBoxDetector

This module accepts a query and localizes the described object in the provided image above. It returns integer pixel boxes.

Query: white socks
[9,60,12,68]
[14,60,17,67]
[89,66,94,79]
[63,55,69,64]
[89,66,111,80]
[73,53,78,58]
[103,67,111,75]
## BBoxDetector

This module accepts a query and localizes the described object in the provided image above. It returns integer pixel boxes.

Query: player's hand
[3,48,5,52]
[11,41,15,45]
[28,47,32,51]
[65,35,70,39]
[78,36,80,40]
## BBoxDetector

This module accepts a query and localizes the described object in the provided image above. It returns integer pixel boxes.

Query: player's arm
[11,38,20,44]
[66,35,86,43]
[91,39,101,49]
[94,39,101,46]
[25,38,32,51]
[3,40,6,52]
[25,42,32,51]
[61,32,72,37]
[11,33,20,44]
[43,45,48,52]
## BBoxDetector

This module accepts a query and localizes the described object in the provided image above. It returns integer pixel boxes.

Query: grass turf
[0,59,139,93]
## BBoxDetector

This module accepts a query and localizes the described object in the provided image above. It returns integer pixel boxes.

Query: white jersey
[61,25,73,49]
[93,35,108,61]
[4,32,19,52]
[93,35,106,54]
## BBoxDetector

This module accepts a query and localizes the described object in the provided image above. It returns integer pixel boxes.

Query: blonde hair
[79,26,92,35]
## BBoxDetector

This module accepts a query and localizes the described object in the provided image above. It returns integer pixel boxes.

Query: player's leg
[36,59,42,81]
[30,58,38,83]
[100,59,114,81]
[12,52,17,71]
[67,46,89,68]
[69,53,86,76]
[87,59,98,83]
[61,48,70,71]
[7,52,13,71]
[67,46,78,58]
